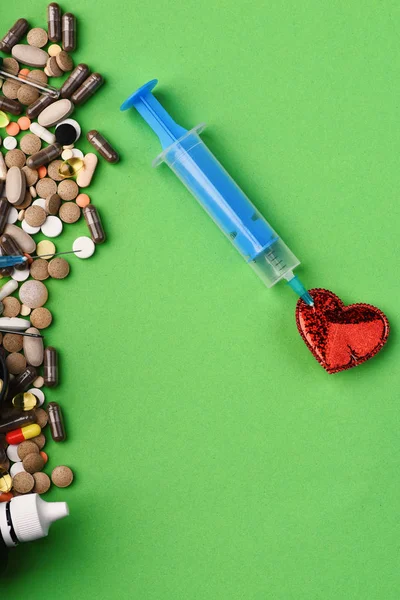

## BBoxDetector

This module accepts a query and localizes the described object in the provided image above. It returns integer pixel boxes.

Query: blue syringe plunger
[121,81,313,306]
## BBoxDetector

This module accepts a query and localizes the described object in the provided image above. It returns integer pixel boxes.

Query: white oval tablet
[76,153,98,188]
[0,317,31,331]
[32,198,46,210]
[0,280,18,301]
[12,44,49,67]
[12,266,30,281]
[27,387,45,407]
[41,215,63,237]
[10,462,25,477]
[22,220,40,235]
[30,122,56,145]
[38,99,74,128]
[6,444,20,462]
[73,236,95,259]
[5,166,26,205]
[6,207,18,224]
[3,137,17,150]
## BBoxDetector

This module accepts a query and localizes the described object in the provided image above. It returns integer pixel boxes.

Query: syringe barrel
[155,126,300,287]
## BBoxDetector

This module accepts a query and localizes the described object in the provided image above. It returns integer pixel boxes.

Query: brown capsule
[0,97,23,116]
[0,233,26,271]
[26,94,56,120]
[0,410,36,434]
[0,199,10,236]
[83,205,106,244]
[44,346,58,387]
[7,366,37,401]
[0,19,29,53]
[61,13,76,52]
[71,73,103,106]
[47,402,65,441]
[26,143,62,169]
[87,130,119,164]
[47,3,61,43]
[60,63,89,99]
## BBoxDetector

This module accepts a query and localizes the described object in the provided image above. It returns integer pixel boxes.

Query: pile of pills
[0,5,119,499]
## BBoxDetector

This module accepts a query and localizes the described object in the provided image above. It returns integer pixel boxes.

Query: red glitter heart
[296,289,390,373]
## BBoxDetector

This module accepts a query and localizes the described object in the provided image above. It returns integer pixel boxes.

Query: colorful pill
[0,492,13,502]
[6,423,41,445]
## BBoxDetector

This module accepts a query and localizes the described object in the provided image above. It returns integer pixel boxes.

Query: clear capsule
[26,94,56,120]
[0,19,29,53]
[60,63,89,99]
[87,130,119,164]
[71,73,103,106]
[83,205,106,244]
[58,157,83,178]
[12,392,37,411]
[26,143,62,169]
[47,402,65,441]
[62,13,76,52]
[0,410,37,434]
[44,347,58,387]
[48,3,61,43]
[0,97,22,116]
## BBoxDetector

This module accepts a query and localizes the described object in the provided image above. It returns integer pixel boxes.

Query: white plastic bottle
[0,493,68,571]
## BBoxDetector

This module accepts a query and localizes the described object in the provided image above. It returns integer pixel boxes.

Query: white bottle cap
[9,494,69,543]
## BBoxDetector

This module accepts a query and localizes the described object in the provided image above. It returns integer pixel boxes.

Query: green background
[3,1,400,598]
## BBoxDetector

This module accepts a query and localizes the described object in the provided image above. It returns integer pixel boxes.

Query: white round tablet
[71,148,84,159]
[32,198,46,210]
[27,387,45,407]
[20,304,31,316]
[73,236,95,259]
[12,266,30,281]
[3,136,17,150]
[41,215,63,238]
[61,149,74,160]
[6,207,18,224]
[10,462,25,477]
[6,444,20,462]
[22,219,40,235]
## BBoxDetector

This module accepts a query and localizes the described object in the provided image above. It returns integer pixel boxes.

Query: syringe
[0,58,59,99]
[121,80,313,306]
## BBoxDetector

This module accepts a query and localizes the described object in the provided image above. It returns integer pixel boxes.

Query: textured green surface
[3,1,400,598]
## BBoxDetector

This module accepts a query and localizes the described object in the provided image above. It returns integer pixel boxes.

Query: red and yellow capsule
[6,423,41,445]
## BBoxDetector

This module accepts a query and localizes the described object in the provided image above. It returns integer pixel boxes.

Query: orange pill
[24,253,33,265]
[37,166,47,179]
[18,116,31,131]
[0,492,13,502]
[6,122,20,136]
[18,68,30,78]
[40,451,48,464]
[76,193,90,208]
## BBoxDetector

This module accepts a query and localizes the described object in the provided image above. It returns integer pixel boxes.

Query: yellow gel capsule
[0,473,12,493]
[12,392,37,411]
[58,157,84,178]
